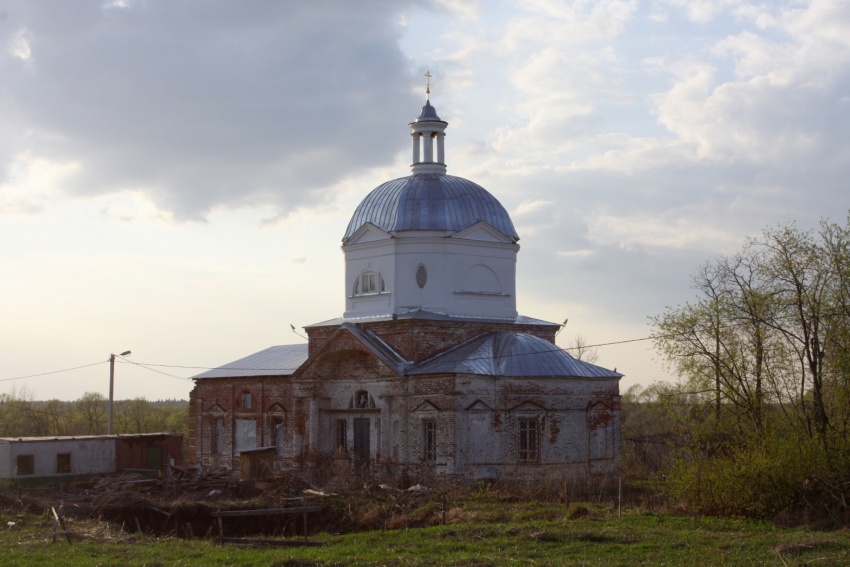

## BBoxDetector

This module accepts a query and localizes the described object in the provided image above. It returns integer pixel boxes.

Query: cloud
[0,1,418,221]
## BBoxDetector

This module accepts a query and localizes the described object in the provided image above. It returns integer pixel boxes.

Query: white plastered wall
[343,224,519,320]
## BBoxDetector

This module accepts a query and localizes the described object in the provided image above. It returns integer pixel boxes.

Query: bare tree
[567,334,599,364]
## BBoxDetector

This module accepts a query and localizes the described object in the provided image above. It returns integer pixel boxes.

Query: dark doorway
[353,418,370,468]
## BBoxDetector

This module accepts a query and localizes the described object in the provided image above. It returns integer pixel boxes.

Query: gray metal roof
[305,310,559,328]
[343,174,519,242]
[336,323,412,374]
[408,332,622,378]
[0,433,180,443]
[413,101,445,123]
[193,344,308,379]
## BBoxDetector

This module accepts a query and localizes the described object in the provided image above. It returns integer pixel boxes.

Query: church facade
[188,92,622,483]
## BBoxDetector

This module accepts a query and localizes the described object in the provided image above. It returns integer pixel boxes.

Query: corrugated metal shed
[343,174,519,242]
[408,332,623,378]
[193,344,308,379]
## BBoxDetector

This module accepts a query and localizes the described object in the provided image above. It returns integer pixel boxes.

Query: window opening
[234,419,257,454]
[212,417,223,454]
[355,270,384,295]
[56,453,71,474]
[16,454,34,476]
[355,390,371,409]
[336,419,348,455]
[274,419,285,457]
[518,419,539,463]
[241,392,253,410]
[363,271,376,293]
[422,419,437,462]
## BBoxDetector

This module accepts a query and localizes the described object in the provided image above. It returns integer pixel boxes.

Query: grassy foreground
[2,504,849,566]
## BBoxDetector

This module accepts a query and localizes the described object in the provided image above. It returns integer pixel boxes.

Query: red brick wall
[189,320,620,482]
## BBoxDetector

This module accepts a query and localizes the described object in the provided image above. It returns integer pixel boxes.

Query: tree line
[625,213,850,524]
[0,387,188,438]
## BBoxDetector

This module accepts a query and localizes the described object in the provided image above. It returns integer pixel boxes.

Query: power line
[119,359,193,382]
[9,311,831,384]
[0,361,107,383]
[1,334,661,386]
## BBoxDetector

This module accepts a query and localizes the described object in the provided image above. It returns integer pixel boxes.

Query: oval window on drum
[416,265,428,288]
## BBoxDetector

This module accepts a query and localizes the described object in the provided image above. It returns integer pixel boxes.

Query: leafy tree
[76,392,107,434]
[650,213,850,522]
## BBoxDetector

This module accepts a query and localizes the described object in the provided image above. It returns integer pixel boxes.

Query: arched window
[349,390,375,409]
[354,270,385,295]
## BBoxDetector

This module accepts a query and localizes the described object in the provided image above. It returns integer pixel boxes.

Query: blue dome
[343,174,519,242]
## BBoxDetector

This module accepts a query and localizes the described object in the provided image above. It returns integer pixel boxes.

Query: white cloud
[556,248,594,259]
[586,213,738,251]
[8,27,32,61]
[0,152,78,216]
[508,0,637,46]
[513,199,554,216]
[662,0,741,23]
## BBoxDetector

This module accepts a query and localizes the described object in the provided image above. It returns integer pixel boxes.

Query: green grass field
[2,503,848,566]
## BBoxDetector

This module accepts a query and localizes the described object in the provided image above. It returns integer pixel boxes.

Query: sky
[1,0,849,402]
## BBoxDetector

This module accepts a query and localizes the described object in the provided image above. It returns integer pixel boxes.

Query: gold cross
[425,70,431,101]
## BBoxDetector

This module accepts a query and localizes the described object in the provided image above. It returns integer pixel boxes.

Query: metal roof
[408,332,622,378]
[193,344,308,379]
[336,323,412,374]
[305,310,559,328]
[343,174,519,242]
[413,101,444,123]
[0,433,181,443]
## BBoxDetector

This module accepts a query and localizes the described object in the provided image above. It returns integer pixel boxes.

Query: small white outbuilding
[0,436,115,478]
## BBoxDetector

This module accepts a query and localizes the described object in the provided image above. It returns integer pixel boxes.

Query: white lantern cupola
[409,71,448,175]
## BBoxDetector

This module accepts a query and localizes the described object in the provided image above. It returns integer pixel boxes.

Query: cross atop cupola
[409,70,448,175]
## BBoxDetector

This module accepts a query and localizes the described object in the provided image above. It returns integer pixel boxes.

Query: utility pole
[108,350,131,435]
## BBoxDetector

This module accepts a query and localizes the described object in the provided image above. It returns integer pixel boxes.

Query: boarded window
[234,419,257,454]
[56,453,71,474]
[422,419,437,462]
[16,454,34,476]
[588,405,613,460]
[518,419,539,463]
[467,413,490,465]
[212,417,223,454]
[335,419,347,455]
[274,419,284,457]
[353,418,370,466]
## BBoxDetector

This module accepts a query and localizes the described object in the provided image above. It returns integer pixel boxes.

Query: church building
[188,85,622,483]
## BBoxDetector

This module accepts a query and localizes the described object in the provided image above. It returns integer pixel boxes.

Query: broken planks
[211,506,323,546]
